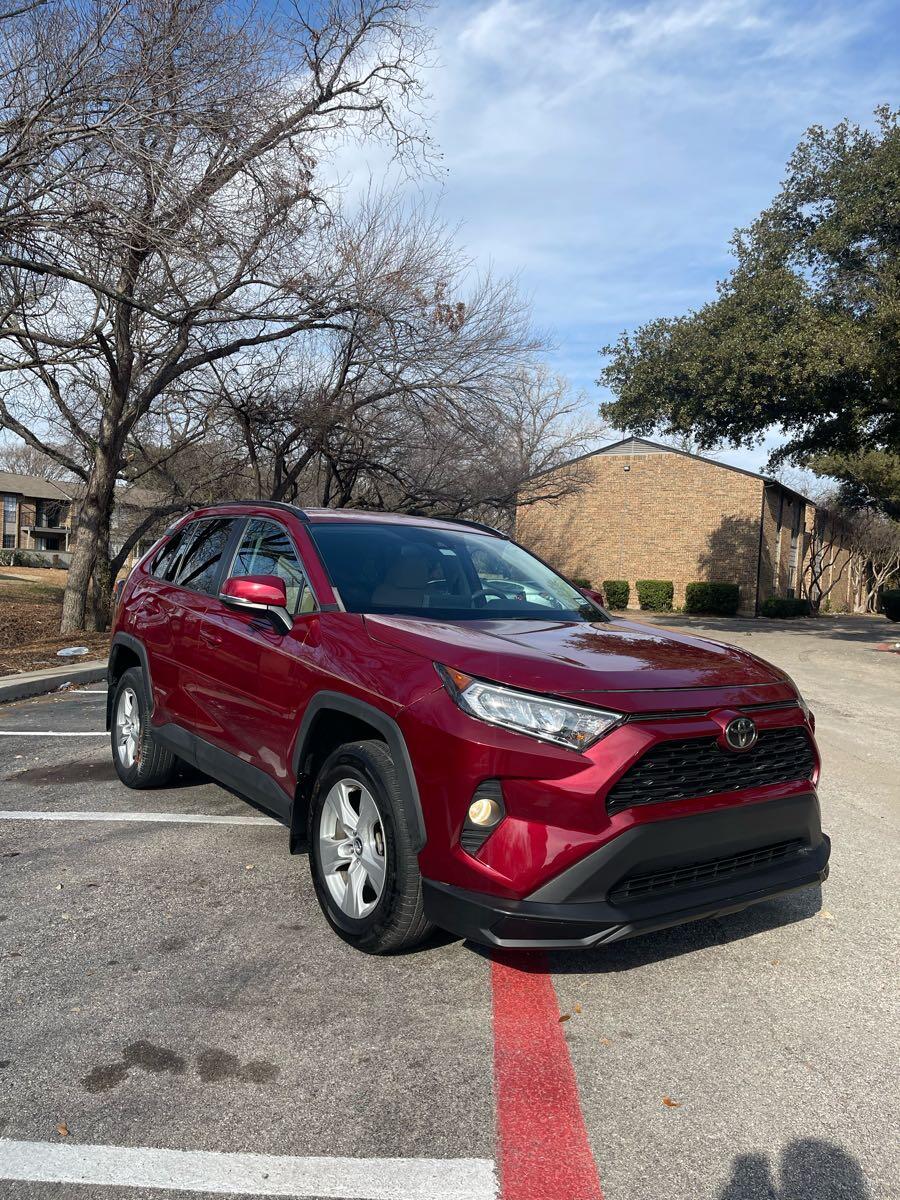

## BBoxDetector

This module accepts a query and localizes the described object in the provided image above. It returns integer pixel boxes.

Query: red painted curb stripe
[491,950,605,1200]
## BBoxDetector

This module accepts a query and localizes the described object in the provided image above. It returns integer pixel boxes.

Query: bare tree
[0,433,74,479]
[211,196,600,521]
[849,512,900,612]
[802,503,852,614]
[0,0,430,631]
[312,365,605,526]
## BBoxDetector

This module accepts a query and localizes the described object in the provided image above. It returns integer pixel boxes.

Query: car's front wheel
[308,739,433,954]
[111,666,178,789]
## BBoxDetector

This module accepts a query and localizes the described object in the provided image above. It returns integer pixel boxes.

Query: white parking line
[0,731,106,736]
[0,1139,496,1199]
[0,810,279,826]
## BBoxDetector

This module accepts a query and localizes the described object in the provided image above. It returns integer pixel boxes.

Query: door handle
[200,626,223,648]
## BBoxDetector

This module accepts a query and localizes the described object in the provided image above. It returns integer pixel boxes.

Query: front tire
[111,666,178,789]
[308,739,433,954]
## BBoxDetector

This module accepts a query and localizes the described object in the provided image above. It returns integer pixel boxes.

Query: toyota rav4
[108,502,830,953]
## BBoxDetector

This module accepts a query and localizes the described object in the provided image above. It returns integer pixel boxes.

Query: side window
[152,525,192,582]
[172,517,236,594]
[228,518,315,616]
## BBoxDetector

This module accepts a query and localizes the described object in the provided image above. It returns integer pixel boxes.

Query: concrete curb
[0,660,107,704]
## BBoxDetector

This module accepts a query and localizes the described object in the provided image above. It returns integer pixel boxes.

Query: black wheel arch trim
[107,632,154,730]
[291,692,427,852]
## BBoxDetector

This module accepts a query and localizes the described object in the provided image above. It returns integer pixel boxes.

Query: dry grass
[0,573,109,676]
[0,566,70,588]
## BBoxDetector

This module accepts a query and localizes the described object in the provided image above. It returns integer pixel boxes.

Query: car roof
[201,501,506,538]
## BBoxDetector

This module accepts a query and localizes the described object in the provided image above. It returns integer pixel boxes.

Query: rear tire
[111,666,178,789]
[308,739,433,954]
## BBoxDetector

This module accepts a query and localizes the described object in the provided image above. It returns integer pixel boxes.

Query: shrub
[602,579,630,609]
[760,596,812,619]
[882,589,900,622]
[684,582,741,616]
[570,576,592,589]
[0,549,47,568]
[636,579,673,611]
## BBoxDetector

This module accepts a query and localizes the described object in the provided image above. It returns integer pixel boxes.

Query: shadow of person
[718,1153,777,1200]
[718,1140,872,1200]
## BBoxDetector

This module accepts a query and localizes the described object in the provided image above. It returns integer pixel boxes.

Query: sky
[338,0,899,480]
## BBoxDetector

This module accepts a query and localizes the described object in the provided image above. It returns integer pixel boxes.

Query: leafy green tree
[809,450,900,519]
[600,107,900,470]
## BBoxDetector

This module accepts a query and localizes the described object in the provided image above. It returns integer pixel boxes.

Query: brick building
[0,470,158,568]
[0,471,73,555]
[515,437,815,615]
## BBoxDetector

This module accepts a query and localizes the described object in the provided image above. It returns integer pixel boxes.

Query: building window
[3,494,15,522]
[34,499,66,529]
[2,534,14,549]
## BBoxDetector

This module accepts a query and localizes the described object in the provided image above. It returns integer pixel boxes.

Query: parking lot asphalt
[0,614,897,1200]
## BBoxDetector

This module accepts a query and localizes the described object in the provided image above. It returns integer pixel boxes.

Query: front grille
[609,839,806,904]
[606,726,815,815]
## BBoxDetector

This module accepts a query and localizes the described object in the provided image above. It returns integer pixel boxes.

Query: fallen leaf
[574,1001,583,1014]
[770,959,780,966]
[245,864,255,870]
[57,1122,69,1137]
[820,909,834,921]
[558,1013,571,1023]
[662,1096,681,1108]
[599,1037,611,1047]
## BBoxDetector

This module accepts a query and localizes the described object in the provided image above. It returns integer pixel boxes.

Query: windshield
[308,522,604,622]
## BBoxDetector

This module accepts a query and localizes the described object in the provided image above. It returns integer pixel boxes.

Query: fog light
[468,797,503,827]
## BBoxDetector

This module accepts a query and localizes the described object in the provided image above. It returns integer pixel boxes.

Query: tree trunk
[60,450,118,634]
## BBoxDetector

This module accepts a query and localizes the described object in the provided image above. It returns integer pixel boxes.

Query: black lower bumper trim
[423,794,830,949]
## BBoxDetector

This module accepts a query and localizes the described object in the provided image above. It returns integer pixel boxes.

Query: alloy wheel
[318,778,387,919]
[115,686,141,769]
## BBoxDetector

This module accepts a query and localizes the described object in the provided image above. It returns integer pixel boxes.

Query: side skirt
[152,722,292,824]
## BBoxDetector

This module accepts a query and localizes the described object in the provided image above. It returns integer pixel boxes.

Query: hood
[364,615,793,711]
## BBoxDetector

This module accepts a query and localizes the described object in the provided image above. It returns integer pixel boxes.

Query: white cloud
[334,0,895,465]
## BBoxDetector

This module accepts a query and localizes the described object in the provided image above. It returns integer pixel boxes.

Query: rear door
[142,516,240,731]
[191,517,320,811]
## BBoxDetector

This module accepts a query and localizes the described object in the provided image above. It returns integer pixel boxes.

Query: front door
[193,517,320,813]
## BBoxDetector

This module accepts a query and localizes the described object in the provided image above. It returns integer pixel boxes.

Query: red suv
[108,502,829,953]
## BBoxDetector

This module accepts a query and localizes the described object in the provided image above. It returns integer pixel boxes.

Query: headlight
[437,665,622,751]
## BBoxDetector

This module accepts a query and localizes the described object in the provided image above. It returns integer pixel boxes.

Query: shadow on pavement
[634,612,889,647]
[717,1139,872,1199]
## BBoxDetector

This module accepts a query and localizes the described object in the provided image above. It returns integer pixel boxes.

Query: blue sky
[340,0,898,478]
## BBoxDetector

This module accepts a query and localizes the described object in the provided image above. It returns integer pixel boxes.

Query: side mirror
[220,574,292,633]
[579,586,606,608]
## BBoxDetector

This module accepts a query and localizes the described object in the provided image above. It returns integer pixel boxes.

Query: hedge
[684,582,741,616]
[760,596,812,619]
[570,576,592,589]
[0,549,51,568]
[636,579,673,611]
[882,589,900,622]
[602,579,629,609]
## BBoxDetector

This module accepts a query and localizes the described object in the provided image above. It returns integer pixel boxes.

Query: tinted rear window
[152,517,235,594]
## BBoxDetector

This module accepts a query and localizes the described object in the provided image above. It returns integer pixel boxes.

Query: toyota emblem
[725,716,758,751]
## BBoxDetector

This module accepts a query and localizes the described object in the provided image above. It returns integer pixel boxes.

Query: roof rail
[442,516,507,538]
[208,498,309,521]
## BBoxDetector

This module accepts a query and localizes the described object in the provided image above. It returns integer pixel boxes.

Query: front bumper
[423,793,830,948]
